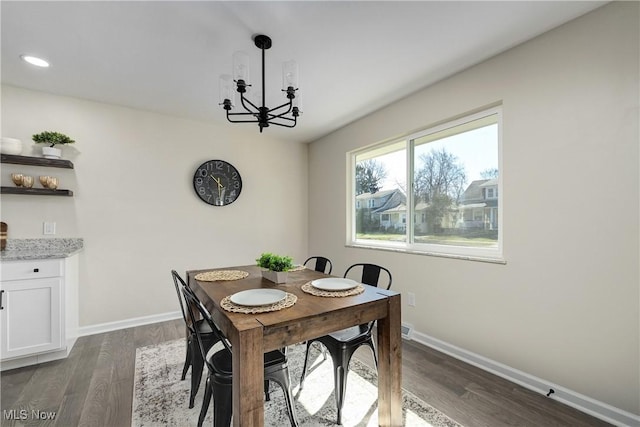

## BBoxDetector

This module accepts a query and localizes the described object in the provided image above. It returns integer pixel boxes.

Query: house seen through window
[349,106,502,260]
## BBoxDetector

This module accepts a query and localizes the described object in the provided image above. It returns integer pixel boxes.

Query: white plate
[311,278,359,291]
[229,289,287,307]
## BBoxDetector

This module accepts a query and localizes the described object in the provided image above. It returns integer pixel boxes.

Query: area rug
[132,339,462,427]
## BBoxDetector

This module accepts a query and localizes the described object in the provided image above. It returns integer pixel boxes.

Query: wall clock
[193,160,242,206]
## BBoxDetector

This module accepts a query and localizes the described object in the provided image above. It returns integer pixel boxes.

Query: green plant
[256,252,293,272]
[32,131,76,147]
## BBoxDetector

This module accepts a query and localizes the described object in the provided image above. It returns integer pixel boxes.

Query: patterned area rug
[132,339,462,427]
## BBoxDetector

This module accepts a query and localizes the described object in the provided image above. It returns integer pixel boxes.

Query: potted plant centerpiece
[32,131,75,159]
[256,252,293,284]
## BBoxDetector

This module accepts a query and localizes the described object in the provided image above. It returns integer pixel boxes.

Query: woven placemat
[288,265,306,272]
[301,282,365,298]
[194,270,249,282]
[220,292,297,313]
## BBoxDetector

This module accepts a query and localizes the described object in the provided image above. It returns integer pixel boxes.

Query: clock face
[193,160,242,206]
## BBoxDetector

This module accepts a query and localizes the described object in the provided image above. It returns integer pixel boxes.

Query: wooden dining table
[187,264,402,427]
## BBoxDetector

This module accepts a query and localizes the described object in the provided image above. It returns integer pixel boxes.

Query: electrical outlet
[407,292,416,307]
[43,222,56,235]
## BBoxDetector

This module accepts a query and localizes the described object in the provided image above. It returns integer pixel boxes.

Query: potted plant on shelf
[256,252,294,284]
[32,131,75,159]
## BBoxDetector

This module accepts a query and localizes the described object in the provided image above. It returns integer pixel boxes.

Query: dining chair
[299,262,392,425]
[181,284,299,427]
[303,256,333,274]
[171,270,219,409]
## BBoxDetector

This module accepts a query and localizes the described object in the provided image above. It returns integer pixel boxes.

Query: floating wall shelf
[1,154,75,196]
[1,154,74,169]
[0,187,73,196]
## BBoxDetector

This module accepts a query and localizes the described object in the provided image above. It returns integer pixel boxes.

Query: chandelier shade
[220,34,300,133]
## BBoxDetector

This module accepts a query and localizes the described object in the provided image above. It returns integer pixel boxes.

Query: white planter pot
[0,137,23,155]
[261,270,288,284]
[42,146,62,159]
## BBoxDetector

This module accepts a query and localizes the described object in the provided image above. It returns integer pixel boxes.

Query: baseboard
[413,331,640,427]
[77,311,182,337]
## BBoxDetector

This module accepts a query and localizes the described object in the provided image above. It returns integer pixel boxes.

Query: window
[353,140,407,242]
[486,187,498,199]
[348,106,502,261]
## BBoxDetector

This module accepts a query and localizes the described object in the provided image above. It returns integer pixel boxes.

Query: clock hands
[210,175,225,202]
[210,175,223,188]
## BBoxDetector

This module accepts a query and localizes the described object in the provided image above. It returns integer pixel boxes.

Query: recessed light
[20,55,50,68]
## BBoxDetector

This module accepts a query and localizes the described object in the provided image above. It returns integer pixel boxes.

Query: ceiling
[1,1,607,143]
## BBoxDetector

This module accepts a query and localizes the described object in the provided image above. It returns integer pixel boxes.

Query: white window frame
[346,106,504,263]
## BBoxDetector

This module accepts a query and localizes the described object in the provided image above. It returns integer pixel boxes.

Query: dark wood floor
[1,319,611,427]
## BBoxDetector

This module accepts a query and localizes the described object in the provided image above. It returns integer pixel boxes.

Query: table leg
[377,294,402,426]
[231,324,265,427]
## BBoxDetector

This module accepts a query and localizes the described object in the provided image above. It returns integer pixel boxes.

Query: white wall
[308,2,639,416]
[0,85,309,327]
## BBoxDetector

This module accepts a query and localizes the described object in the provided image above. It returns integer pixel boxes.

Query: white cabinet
[1,277,63,358]
[0,256,78,369]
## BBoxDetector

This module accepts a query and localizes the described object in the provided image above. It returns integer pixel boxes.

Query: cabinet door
[0,278,63,359]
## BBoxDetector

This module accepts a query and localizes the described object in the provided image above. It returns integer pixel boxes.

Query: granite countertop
[0,238,84,261]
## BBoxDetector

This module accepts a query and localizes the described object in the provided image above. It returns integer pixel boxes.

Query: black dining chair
[303,256,333,274]
[299,263,392,425]
[171,270,219,409]
[181,283,299,427]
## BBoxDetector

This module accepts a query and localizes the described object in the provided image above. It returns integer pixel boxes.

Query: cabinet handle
[33,268,39,273]
[0,290,4,310]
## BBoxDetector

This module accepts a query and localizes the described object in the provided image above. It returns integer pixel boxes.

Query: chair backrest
[181,282,232,372]
[171,270,192,331]
[344,263,393,334]
[303,256,333,274]
[343,263,392,290]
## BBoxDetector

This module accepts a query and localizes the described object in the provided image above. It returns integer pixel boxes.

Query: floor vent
[401,322,413,340]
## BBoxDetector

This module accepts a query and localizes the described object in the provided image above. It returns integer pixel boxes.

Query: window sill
[345,242,506,264]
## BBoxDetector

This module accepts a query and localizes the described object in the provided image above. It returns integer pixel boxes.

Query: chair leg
[190,338,204,408]
[267,369,299,427]
[299,340,314,390]
[198,376,212,427]
[190,336,218,408]
[283,385,299,427]
[330,348,355,426]
[181,336,192,381]
[334,365,346,425]
[213,379,233,427]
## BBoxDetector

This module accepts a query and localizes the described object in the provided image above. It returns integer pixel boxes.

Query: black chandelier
[219,34,300,133]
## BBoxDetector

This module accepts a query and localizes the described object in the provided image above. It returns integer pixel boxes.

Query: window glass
[354,141,406,242]
[412,114,499,249]
[349,107,502,260]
